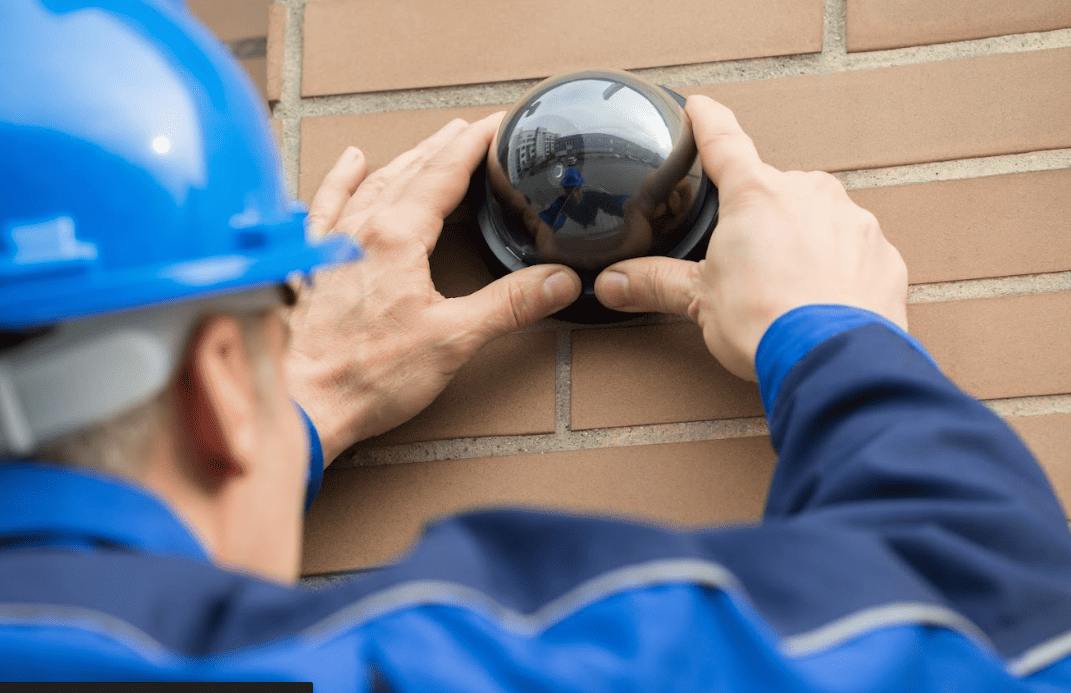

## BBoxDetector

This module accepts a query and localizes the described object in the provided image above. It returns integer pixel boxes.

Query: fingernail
[344,146,360,162]
[543,271,576,308]
[599,271,631,308]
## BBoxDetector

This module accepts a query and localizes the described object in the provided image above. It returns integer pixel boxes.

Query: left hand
[285,113,582,465]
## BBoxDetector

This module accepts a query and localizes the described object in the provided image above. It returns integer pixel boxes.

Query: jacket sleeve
[295,401,324,512]
[757,305,1071,666]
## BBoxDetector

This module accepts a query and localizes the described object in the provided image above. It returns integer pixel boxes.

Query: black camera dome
[476,69,719,322]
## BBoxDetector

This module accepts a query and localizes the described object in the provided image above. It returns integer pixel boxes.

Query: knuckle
[360,210,404,250]
[422,156,468,183]
[698,130,754,159]
[363,168,392,191]
[808,170,844,191]
[641,262,666,298]
[643,262,689,314]
[359,214,387,246]
[305,210,331,234]
[731,172,777,204]
[890,244,909,283]
[501,280,531,331]
[857,207,879,225]
[687,296,704,325]
[853,205,882,236]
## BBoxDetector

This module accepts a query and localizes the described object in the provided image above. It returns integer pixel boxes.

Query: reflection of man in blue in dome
[538,167,629,231]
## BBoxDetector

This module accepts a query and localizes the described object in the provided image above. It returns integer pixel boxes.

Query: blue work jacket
[2,305,1071,690]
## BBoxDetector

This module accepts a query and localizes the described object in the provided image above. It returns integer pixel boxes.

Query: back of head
[0,0,359,457]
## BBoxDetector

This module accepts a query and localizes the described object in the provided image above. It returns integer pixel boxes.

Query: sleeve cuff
[294,401,324,512]
[755,305,939,418]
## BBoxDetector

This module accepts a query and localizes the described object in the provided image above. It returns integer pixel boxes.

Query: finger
[685,94,769,197]
[392,117,474,189]
[398,112,506,243]
[340,118,470,223]
[306,146,366,238]
[594,256,698,318]
[439,264,581,350]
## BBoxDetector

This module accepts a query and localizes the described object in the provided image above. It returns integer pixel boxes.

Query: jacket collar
[0,461,209,562]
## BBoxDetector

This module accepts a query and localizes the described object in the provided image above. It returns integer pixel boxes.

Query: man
[2,1,1070,690]
[538,168,628,231]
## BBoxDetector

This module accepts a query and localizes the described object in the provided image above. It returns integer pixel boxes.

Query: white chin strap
[0,287,281,456]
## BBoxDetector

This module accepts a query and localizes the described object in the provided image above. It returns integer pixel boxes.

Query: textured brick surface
[362,331,557,446]
[1009,414,1071,516]
[910,292,1071,401]
[299,106,501,203]
[681,48,1071,172]
[300,49,1071,204]
[848,0,1071,52]
[428,222,497,300]
[272,0,1071,578]
[571,293,1071,431]
[186,0,270,41]
[238,57,267,101]
[851,169,1071,284]
[572,322,763,431]
[266,3,286,102]
[304,437,777,573]
[301,0,823,96]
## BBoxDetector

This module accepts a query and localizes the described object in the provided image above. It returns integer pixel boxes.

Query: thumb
[442,264,582,348]
[594,256,698,318]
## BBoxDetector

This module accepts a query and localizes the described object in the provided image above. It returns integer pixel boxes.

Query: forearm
[760,307,1064,528]
[758,306,1071,641]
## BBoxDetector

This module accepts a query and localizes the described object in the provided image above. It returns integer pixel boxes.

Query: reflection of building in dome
[509,129,664,181]
[553,133,663,168]
[509,127,560,179]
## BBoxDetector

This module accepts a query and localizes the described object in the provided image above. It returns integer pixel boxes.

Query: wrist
[286,356,375,467]
[755,304,935,418]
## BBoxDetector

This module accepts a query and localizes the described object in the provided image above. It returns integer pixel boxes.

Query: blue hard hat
[0,0,361,330]
[561,167,584,188]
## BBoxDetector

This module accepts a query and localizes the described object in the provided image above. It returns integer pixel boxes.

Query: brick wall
[186,0,272,100]
[206,1,1071,576]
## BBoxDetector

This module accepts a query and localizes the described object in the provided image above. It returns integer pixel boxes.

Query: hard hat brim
[0,230,363,330]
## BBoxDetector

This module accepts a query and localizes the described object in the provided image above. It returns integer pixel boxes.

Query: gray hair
[37,308,278,476]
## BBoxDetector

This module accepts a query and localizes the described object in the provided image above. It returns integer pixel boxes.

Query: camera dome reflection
[480,70,717,282]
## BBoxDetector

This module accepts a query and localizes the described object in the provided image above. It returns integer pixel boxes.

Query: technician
[2,1,1070,690]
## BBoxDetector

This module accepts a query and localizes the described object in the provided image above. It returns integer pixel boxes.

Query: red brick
[428,222,497,300]
[361,330,557,447]
[301,49,1071,203]
[303,437,777,573]
[848,0,1071,52]
[571,322,763,431]
[681,48,1071,172]
[571,293,1071,432]
[239,57,268,102]
[266,3,286,102]
[909,292,1071,401]
[299,106,501,204]
[1008,414,1071,516]
[186,0,270,41]
[300,0,823,96]
[851,169,1071,284]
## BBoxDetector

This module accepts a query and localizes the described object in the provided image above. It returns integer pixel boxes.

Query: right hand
[593,94,908,381]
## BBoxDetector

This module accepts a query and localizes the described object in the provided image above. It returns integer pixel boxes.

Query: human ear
[174,315,261,488]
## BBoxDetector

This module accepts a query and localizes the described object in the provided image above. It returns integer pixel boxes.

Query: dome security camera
[475,69,719,323]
